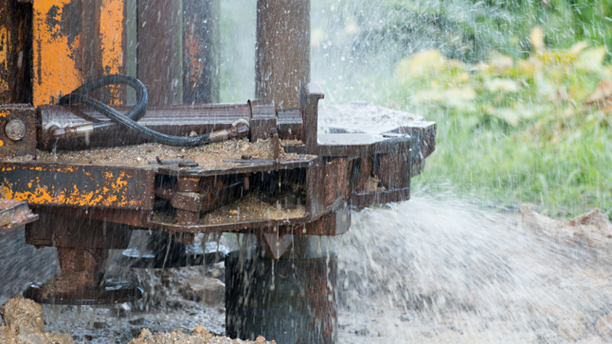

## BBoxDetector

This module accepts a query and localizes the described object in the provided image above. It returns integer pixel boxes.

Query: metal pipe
[226,244,338,344]
[255,0,310,110]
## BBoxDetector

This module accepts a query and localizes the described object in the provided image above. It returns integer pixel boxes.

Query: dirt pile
[128,326,274,344]
[522,205,612,251]
[0,295,73,344]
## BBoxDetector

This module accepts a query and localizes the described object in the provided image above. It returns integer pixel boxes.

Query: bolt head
[5,119,26,141]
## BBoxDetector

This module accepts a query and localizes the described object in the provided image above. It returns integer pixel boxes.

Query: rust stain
[33,0,82,106]
[184,27,203,91]
[100,0,124,104]
[0,27,7,69]
[15,165,78,173]
[6,179,133,208]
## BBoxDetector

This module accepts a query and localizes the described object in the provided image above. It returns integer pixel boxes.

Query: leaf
[407,50,446,77]
[538,50,578,65]
[569,41,589,56]
[492,108,521,127]
[490,53,514,71]
[516,57,542,77]
[575,47,606,73]
[479,53,514,74]
[311,28,325,49]
[487,106,536,127]
[484,78,519,93]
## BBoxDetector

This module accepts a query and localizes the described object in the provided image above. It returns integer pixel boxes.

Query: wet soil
[1,295,74,343]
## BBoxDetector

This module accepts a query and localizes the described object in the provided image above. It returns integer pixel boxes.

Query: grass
[387,45,612,219]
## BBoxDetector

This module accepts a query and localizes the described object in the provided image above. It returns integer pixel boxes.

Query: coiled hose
[58,75,211,146]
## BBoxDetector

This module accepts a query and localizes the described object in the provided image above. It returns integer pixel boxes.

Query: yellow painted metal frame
[32,0,126,106]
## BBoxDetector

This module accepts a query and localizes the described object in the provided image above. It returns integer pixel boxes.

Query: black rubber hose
[59,75,148,133]
[60,93,211,146]
[58,75,211,147]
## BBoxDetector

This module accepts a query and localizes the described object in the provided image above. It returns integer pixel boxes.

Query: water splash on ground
[2,193,611,343]
[337,192,612,343]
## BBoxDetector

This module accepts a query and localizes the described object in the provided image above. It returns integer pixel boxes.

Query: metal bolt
[178,161,199,168]
[5,119,26,141]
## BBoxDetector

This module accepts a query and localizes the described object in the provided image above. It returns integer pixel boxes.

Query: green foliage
[390,46,612,219]
[350,0,612,64]
[475,0,612,56]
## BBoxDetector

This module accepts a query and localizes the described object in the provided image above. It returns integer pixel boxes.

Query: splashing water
[1,189,611,343]
[336,192,612,343]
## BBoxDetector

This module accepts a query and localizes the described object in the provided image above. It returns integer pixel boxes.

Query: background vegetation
[308,0,612,219]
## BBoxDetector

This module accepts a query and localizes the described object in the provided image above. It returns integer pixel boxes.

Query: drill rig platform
[0,1,435,343]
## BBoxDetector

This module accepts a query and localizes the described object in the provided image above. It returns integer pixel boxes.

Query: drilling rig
[0,1,435,343]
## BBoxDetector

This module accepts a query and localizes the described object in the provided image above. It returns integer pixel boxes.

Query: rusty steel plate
[350,187,411,209]
[147,213,312,234]
[158,156,316,177]
[23,282,143,305]
[0,162,156,210]
[382,122,437,166]
[0,105,36,158]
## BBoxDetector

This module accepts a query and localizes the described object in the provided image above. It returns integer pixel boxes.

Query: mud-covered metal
[37,103,253,150]
[22,210,135,304]
[23,282,143,305]
[256,0,310,110]
[0,83,434,237]
[0,198,38,230]
[248,99,276,142]
[183,0,220,104]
